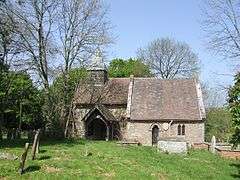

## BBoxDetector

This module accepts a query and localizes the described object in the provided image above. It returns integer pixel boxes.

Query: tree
[1,0,112,136]
[108,58,152,78]
[49,68,87,137]
[1,0,59,129]
[0,62,43,139]
[0,0,22,66]
[202,0,240,146]
[228,73,240,146]
[201,82,226,108]
[0,61,9,139]
[205,107,233,142]
[201,0,240,59]
[137,38,199,79]
[56,0,112,135]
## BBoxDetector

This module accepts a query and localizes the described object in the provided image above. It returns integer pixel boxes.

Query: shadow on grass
[38,155,51,160]
[39,149,47,154]
[0,139,29,149]
[230,163,240,178]
[24,165,41,173]
[40,138,86,147]
[0,138,86,149]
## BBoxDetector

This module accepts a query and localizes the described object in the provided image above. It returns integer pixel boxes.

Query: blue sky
[105,0,234,91]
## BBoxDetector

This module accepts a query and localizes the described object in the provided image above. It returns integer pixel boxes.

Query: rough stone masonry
[71,52,206,146]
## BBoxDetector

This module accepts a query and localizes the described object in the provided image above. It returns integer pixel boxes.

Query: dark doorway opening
[86,118,107,140]
[152,125,159,146]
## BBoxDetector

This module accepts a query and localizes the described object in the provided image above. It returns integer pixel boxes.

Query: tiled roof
[74,78,129,105]
[82,104,117,122]
[74,77,205,121]
[130,78,203,121]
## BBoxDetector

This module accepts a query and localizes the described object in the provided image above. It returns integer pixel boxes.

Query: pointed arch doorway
[152,125,159,146]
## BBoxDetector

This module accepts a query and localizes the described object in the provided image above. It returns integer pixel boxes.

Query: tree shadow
[39,149,47,153]
[230,163,240,178]
[40,139,86,147]
[24,165,41,173]
[38,155,51,160]
[0,138,86,149]
[0,139,29,149]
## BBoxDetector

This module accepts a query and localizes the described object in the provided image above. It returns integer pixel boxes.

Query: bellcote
[87,50,108,85]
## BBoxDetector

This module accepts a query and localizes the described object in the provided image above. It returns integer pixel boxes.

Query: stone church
[72,53,206,146]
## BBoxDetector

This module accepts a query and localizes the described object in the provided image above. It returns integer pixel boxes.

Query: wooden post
[19,143,30,175]
[36,139,39,154]
[32,129,40,160]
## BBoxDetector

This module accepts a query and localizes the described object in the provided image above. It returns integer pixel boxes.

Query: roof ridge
[133,77,195,80]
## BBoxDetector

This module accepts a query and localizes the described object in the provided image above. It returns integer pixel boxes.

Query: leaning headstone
[210,136,216,153]
[32,129,40,160]
[19,143,30,175]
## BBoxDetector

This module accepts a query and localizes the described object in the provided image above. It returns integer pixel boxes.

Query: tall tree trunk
[17,102,22,139]
[7,129,11,140]
[0,113,3,140]
[0,124,2,140]
[42,86,51,129]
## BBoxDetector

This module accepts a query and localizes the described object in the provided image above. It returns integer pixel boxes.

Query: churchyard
[0,139,239,179]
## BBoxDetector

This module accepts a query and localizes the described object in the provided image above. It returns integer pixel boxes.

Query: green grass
[0,139,239,180]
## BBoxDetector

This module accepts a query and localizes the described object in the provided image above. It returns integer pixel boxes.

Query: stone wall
[73,105,204,145]
[192,143,210,150]
[215,146,240,160]
[169,122,205,143]
[123,121,205,146]
[74,108,90,137]
[89,70,108,85]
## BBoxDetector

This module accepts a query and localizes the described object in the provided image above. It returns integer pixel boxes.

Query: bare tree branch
[137,38,200,79]
[202,0,240,60]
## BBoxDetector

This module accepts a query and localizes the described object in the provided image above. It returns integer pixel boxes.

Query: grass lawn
[0,139,239,180]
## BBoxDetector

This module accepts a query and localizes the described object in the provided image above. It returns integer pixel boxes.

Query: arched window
[182,125,185,135]
[177,124,181,135]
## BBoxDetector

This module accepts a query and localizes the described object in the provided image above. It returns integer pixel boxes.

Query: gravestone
[158,138,187,154]
[210,136,216,153]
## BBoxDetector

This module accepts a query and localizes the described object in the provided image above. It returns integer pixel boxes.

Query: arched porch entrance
[86,118,108,140]
[83,105,120,141]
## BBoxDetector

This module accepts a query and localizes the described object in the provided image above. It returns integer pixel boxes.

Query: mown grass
[0,139,239,180]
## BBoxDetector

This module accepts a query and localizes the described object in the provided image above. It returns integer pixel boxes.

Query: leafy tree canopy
[51,68,87,102]
[0,63,43,131]
[43,68,87,136]
[108,58,152,78]
[205,107,233,142]
[228,73,240,146]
